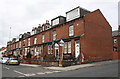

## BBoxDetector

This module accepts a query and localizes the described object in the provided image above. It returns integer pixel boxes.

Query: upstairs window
[23,40,25,46]
[34,37,37,44]
[69,24,74,36]
[19,41,21,48]
[42,26,45,31]
[28,38,30,46]
[16,43,18,48]
[53,30,56,40]
[42,34,45,43]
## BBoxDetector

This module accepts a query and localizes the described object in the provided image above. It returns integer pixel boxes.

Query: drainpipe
[80,18,85,63]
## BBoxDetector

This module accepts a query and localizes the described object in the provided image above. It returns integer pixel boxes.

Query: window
[52,18,59,26]
[34,37,37,44]
[23,40,26,46]
[64,42,67,54]
[42,26,45,31]
[113,47,118,52]
[31,31,34,35]
[19,41,21,48]
[25,48,28,56]
[66,7,80,22]
[53,30,56,40]
[69,24,74,36]
[16,43,18,48]
[28,38,30,46]
[68,41,71,53]
[38,46,42,55]
[113,39,117,43]
[48,45,52,54]
[63,41,72,54]
[42,34,45,43]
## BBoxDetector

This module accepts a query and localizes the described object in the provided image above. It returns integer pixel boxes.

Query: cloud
[0,0,118,48]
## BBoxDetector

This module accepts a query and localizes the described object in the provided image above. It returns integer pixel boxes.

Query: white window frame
[39,46,42,55]
[64,42,67,54]
[43,26,44,31]
[48,45,51,54]
[52,18,59,26]
[42,34,45,43]
[19,41,21,48]
[68,41,71,53]
[23,40,26,46]
[69,24,74,36]
[53,30,57,40]
[16,43,18,48]
[28,38,30,46]
[48,45,52,54]
[34,37,37,44]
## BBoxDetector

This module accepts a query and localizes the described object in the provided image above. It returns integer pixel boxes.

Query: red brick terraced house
[112,26,120,59]
[6,6,113,66]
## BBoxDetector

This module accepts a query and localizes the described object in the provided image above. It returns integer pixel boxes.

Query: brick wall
[82,9,113,62]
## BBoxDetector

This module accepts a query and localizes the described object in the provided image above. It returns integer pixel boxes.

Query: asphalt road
[2,62,119,77]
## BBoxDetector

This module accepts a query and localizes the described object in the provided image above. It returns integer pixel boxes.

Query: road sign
[55,43,59,49]
[59,40,64,46]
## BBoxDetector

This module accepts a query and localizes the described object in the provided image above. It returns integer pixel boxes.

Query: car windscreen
[3,58,9,60]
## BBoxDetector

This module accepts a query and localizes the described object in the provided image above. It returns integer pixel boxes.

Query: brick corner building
[112,25,120,59]
[6,6,113,66]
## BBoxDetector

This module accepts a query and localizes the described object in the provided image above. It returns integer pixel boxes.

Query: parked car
[6,58,20,65]
[0,57,9,64]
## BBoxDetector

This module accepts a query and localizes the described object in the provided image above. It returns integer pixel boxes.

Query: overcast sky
[0,0,119,48]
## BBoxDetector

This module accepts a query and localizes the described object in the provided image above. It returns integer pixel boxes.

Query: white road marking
[52,71,61,73]
[5,67,10,70]
[14,70,61,76]
[14,70,26,76]
[37,72,45,75]
[25,73,36,77]
[44,71,53,74]
[14,70,36,77]
[36,71,61,75]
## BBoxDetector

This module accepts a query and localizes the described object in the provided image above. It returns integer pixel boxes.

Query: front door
[55,49,59,59]
[75,40,80,58]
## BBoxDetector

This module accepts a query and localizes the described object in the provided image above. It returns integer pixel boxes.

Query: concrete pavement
[44,60,119,71]
[20,60,119,71]
[20,63,41,67]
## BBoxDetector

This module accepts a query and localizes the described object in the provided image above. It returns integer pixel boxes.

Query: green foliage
[7,54,13,58]
[26,52,32,58]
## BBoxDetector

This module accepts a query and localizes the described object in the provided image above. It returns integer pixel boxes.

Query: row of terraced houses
[4,6,113,66]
